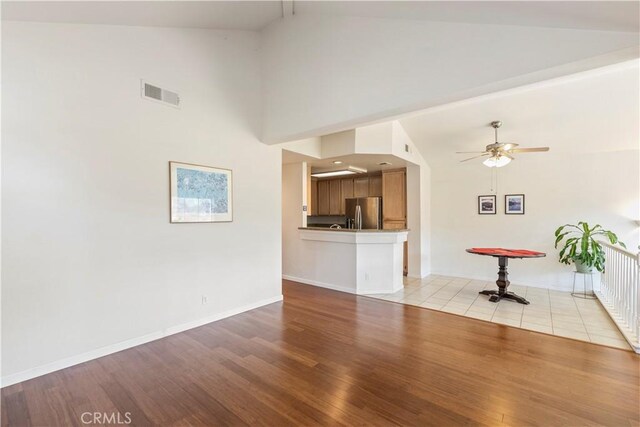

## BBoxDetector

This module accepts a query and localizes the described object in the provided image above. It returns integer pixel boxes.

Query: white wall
[403,63,640,290]
[282,162,307,278]
[321,130,356,158]
[429,153,639,290]
[406,163,432,278]
[261,14,638,143]
[2,21,282,384]
[392,122,432,278]
[355,123,392,154]
[280,137,322,158]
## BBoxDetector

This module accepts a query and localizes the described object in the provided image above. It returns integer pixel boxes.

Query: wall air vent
[141,80,180,108]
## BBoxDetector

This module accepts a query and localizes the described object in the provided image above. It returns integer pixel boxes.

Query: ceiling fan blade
[460,153,490,162]
[456,151,488,154]
[509,147,549,153]
[501,143,519,151]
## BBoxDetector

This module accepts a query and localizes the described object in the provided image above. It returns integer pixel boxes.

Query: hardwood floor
[2,280,639,426]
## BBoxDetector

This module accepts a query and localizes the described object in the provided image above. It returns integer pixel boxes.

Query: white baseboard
[282,275,356,295]
[594,290,640,354]
[1,295,283,388]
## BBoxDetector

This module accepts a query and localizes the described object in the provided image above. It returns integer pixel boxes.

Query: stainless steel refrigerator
[345,197,382,230]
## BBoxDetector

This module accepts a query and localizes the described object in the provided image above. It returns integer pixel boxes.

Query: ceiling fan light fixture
[483,155,511,168]
[457,121,549,166]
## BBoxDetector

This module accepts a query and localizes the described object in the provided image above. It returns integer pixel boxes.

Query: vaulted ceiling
[3,1,638,33]
[4,1,638,145]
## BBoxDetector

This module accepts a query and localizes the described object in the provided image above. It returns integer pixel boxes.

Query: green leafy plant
[554,222,626,272]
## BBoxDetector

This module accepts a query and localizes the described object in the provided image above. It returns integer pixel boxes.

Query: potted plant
[554,222,626,273]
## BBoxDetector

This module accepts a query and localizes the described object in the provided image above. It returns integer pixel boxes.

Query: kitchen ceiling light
[333,160,343,164]
[378,162,392,166]
[483,155,512,168]
[311,170,357,178]
[311,165,367,178]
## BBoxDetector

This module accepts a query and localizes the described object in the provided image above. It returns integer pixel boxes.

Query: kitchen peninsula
[292,227,409,295]
[308,167,409,274]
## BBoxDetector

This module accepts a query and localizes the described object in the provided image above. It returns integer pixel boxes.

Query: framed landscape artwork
[170,161,233,223]
[505,194,525,215]
[478,195,496,215]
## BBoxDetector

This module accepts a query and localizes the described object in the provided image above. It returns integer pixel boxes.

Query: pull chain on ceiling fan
[457,121,550,167]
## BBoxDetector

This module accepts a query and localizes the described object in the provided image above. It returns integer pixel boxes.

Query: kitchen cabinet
[340,178,354,215]
[353,177,369,197]
[369,175,382,197]
[329,179,342,215]
[314,171,401,218]
[382,169,406,224]
[382,220,406,230]
[317,180,330,215]
[316,178,347,216]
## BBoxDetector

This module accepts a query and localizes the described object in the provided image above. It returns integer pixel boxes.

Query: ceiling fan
[457,121,549,167]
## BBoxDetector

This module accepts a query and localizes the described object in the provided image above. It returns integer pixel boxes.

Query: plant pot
[574,259,593,273]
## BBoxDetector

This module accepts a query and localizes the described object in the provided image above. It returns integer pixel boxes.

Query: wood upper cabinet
[310,178,318,216]
[353,177,369,198]
[382,169,406,223]
[314,172,392,216]
[340,178,354,215]
[317,180,330,215]
[369,175,382,197]
[329,179,342,215]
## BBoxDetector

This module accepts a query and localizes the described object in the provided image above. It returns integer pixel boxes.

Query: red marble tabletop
[466,248,546,258]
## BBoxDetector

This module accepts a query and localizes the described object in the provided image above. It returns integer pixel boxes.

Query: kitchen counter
[298,227,409,233]
[284,228,408,295]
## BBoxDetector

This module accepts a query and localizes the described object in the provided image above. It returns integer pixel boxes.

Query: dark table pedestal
[478,256,530,304]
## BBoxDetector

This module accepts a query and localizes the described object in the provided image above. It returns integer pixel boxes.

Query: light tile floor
[366,275,631,350]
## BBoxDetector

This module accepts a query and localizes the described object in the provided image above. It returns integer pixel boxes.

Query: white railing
[595,241,640,353]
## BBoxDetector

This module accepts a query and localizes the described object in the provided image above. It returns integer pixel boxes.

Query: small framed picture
[478,195,496,215]
[505,194,525,215]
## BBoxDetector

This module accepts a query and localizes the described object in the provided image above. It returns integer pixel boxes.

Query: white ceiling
[1,1,283,31]
[399,61,639,169]
[3,1,638,33]
[296,1,640,32]
[282,150,407,174]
